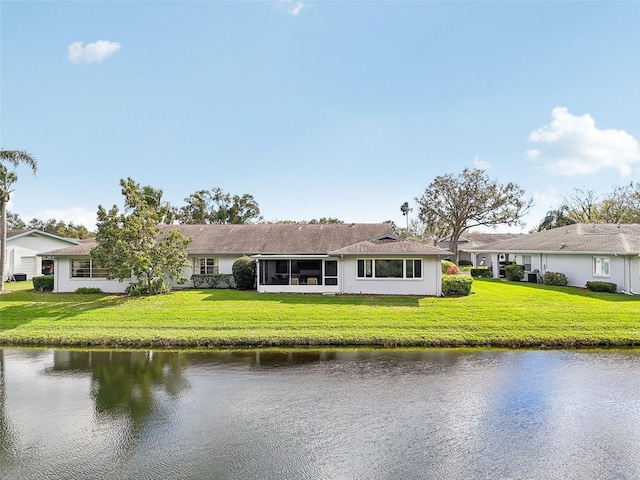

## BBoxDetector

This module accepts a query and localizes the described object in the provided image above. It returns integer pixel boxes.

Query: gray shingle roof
[465,223,640,254]
[331,238,449,255]
[43,223,396,256]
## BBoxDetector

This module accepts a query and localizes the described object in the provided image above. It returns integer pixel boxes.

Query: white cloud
[33,207,97,229]
[527,107,640,176]
[472,154,491,170]
[68,40,121,64]
[276,0,304,16]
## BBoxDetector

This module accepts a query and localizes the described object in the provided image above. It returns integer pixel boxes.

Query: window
[71,258,108,278]
[374,259,403,278]
[357,259,373,278]
[357,258,422,279]
[523,255,532,271]
[196,257,218,275]
[325,260,338,286]
[405,259,422,278]
[593,256,610,277]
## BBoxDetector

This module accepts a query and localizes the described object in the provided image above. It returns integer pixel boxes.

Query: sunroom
[253,255,340,293]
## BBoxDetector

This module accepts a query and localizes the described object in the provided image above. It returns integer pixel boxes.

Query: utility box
[14,273,27,282]
[527,273,538,283]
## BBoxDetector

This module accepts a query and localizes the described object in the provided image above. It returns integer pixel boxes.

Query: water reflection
[2,348,640,479]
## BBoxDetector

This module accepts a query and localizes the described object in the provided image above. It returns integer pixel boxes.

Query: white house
[465,224,640,293]
[5,229,81,280]
[42,223,449,296]
[437,232,522,264]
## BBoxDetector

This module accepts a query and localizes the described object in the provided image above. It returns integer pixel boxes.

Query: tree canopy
[92,178,192,295]
[416,168,531,263]
[536,183,640,231]
[177,188,262,224]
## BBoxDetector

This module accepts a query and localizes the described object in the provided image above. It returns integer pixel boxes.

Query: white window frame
[71,258,109,278]
[522,255,532,271]
[195,257,219,275]
[593,256,610,277]
[356,258,423,280]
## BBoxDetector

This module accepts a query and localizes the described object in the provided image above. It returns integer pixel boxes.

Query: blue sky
[2,1,639,232]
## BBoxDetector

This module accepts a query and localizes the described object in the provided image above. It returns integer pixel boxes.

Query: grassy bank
[1,279,640,348]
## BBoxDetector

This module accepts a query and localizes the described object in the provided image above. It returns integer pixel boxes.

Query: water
[2,348,640,479]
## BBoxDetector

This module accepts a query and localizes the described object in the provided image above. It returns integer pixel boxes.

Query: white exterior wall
[340,256,442,296]
[7,235,77,280]
[53,257,130,293]
[170,254,242,288]
[486,251,640,293]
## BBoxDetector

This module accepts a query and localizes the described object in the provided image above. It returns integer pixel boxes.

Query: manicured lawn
[1,279,639,348]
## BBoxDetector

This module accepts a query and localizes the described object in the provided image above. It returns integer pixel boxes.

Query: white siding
[6,233,78,280]
[54,258,130,293]
[340,256,441,296]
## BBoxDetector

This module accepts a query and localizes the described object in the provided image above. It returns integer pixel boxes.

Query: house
[465,224,640,293]
[5,229,81,280]
[437,232,522,264]
[41,223,449,296]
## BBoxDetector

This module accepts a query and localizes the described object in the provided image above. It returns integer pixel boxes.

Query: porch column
[491,253,500,279]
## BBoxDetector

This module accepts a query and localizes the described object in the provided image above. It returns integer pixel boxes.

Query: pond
[1,348,640,479]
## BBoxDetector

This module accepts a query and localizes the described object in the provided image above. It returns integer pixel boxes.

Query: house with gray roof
[437,232,523,264]
[465,224,640,293]
[42,223,449,295]
[5,229,81,281]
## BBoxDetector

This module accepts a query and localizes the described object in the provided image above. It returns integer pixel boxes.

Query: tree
[91,178,192,295]
[564,188,600,223]
[0,150,37,292]
[177,188,262,224]
[416,168,531,263]
[6,212,26,230]
[536,205,576,231]
[26,218,94,239]
[400,202,412,237]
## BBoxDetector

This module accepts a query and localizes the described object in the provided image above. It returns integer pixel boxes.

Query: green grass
[1,279,639,348]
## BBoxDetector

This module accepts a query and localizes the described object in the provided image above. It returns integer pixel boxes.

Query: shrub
[75,287,102,294]
[505,264,524,282]
[125,278,171,296]
[586,281,617,293]
[470,268,492,278]
[232,256,256,290]
[442,274,473,296]
[441,260,459,275]
[542,271,568,286]
[191,273,235,289]
[33,276,54,292]
[458,260,473,266]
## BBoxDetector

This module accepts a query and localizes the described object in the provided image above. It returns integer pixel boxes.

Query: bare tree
[416,168,531,263]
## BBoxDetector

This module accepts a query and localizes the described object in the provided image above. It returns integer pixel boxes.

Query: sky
[1,1,639,233]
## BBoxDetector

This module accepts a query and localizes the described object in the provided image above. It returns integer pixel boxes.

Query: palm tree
[0,150,37,292]
[400,202,412,236]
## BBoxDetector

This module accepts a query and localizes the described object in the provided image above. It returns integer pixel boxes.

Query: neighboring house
[5,229,81,280]
[465,224,640,293]
[437,232,522,264]
[41,223,449,296]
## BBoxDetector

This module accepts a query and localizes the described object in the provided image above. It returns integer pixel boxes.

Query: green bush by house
[470,268,492,278]
[75,287,103,294]
[441,260,459,275]
[442,274,473,296]
[586,281,617,293]
[232,256,257,290]
[458,260,473,266]
[505,264,524,282]
[543,271,568,286]
[32,276,54,292]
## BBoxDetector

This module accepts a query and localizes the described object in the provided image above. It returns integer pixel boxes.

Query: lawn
[1,279,639,348]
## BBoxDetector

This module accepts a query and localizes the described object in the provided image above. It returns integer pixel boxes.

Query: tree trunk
[0,198,7,292]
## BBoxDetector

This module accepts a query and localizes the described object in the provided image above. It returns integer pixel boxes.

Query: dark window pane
[325,278,338,286]
[357,260,364,277]
[325,261,338,277]
[375,259,403,278]
[414,260,422,278]
[406,260,414,278]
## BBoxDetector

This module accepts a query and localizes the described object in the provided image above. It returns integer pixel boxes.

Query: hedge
[33,276,54,292]
[585,281,617,293]
[442,275,473,296]
[471,268,492,278]
[542,271,568,286]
